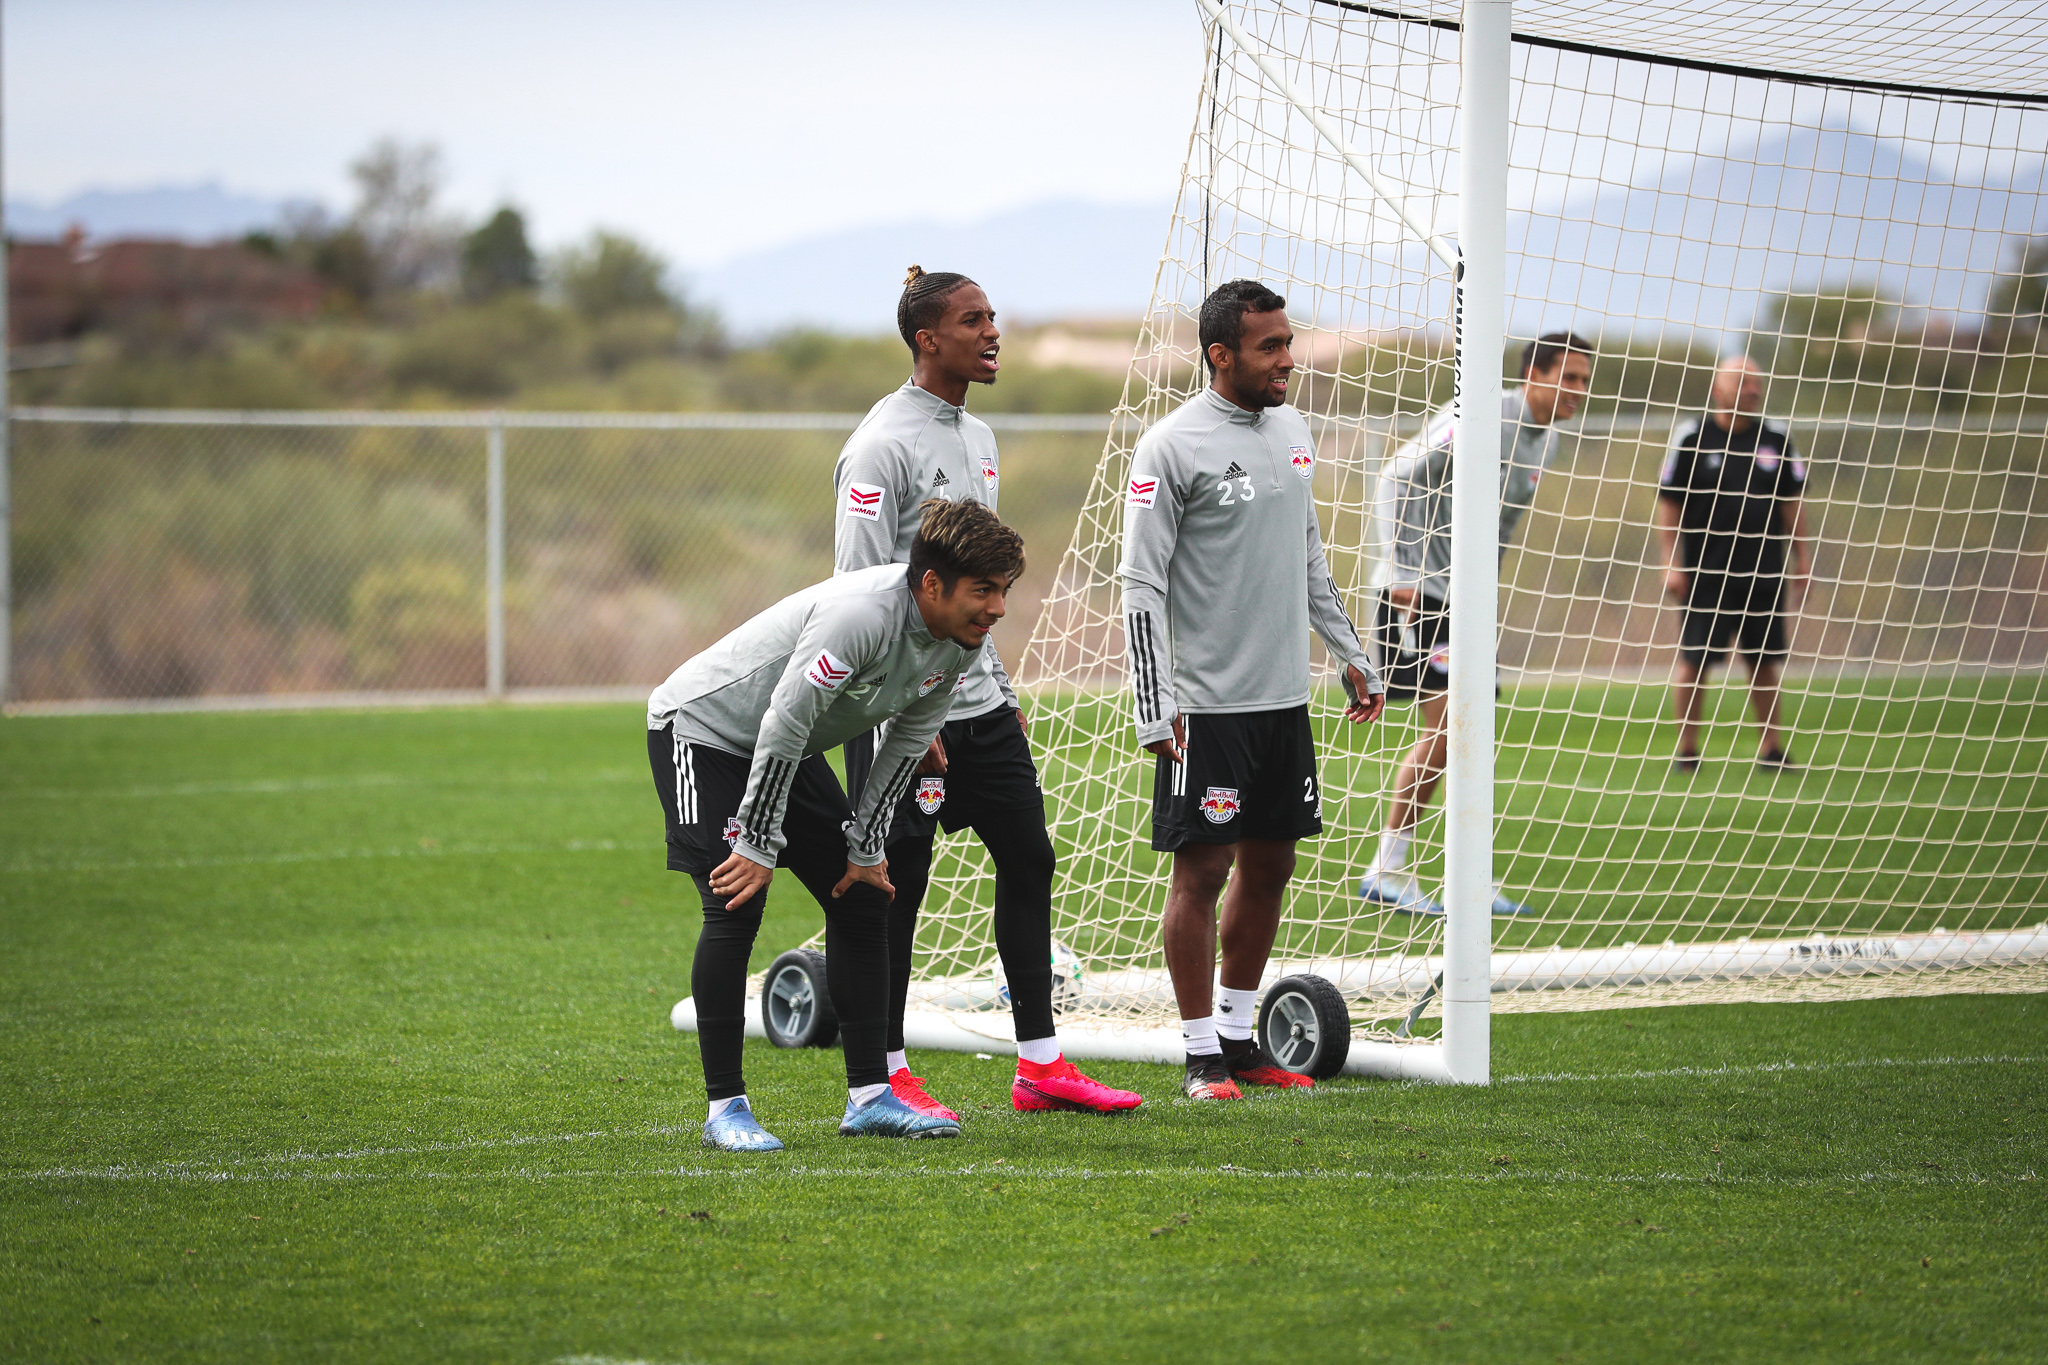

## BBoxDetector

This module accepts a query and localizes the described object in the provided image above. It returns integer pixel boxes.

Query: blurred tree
[349,138,459,295]
[1986,236,2048,351]
[462,207,539,301]
[555,230,676,319]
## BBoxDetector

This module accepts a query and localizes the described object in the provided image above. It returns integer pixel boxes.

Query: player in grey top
[1356,332,1592,918]
[829,267,1141,1119]
[645,500,1021,1150]
[1119,279,1385,1101]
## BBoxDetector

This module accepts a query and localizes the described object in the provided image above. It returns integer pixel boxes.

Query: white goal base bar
[670,927,2048,1084]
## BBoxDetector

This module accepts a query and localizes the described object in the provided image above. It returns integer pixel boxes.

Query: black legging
[689,859,891,1103]
[884,813,1058,1051]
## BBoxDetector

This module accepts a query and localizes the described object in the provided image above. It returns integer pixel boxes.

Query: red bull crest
[722,817,742,847]
[1198,786,1241,824]
[915,778,946,815]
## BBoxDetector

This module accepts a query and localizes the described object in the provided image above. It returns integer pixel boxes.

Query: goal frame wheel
[761,948,838,1049]
[1257,974,1351,1079]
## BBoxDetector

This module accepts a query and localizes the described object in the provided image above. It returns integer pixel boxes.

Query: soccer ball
[993,939,1086,1013]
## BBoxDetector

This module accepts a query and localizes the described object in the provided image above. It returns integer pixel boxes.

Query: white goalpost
[676,0,2048,1081]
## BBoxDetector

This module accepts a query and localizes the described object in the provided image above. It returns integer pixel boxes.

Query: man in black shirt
[1655,356,1813,772]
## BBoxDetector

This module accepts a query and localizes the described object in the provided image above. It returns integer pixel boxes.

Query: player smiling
[1120,278,1386,1101]
[834,267,1140,1119]
[647,500,1026,1151]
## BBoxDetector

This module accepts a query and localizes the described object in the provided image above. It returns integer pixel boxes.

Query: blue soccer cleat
[1490,886,1541,918]
[839,1090,961,1139]
[1358,869,1445,917]
[701,1097,785,1153]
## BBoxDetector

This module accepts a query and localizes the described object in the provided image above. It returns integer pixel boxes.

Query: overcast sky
[6,0,1203,268]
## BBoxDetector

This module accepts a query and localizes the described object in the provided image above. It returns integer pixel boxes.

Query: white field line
[4,836,659,876]
[4,768,641,801]
[6,1053,2036,1186]
[6,1165,2036,1189]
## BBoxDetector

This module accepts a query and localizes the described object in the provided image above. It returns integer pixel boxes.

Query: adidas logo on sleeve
[803,649,853,691]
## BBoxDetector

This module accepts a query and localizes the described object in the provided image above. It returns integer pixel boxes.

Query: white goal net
[844,1,2048,1058]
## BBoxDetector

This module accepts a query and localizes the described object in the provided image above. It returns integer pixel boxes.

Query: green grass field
[3,704,2045,1363]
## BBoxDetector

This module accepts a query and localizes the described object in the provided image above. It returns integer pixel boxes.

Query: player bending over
[647,500,1024,1151]
[1121,278,1386,1102]
[1357,331,1592,918]
[834,266,1140,1119]
[1655,354,1812,772]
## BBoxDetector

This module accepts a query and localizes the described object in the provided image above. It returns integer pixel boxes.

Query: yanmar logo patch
[1290,445,1313,479]
[803,649,853,691]
[1127,476,1158,509]
[845,483,884,521]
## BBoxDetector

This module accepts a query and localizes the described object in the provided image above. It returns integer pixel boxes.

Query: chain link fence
[4,409,1109,709]
[7,407,2044,709]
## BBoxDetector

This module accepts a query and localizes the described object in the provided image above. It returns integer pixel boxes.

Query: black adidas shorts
[647,724,852,876]
[844,705,1044,844]
[1151,705,1322,851]
[1372,591,1452,701]
[1680,576,1789,669]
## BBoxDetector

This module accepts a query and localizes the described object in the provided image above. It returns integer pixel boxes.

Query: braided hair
[898,264,977,354]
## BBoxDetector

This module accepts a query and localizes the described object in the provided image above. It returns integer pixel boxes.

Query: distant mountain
[1153,123,2048,345]
[689,199,1173,336]
[6,182,291,242]
[1513,124,2048,341]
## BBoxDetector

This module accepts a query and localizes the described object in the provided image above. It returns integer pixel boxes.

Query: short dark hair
[1198,278,1287,373]
[907,498,1025,593]
[1522,330,1594,379]
[898,265,977,354]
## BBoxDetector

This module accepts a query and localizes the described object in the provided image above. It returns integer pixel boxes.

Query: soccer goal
[676,0,2048,1081]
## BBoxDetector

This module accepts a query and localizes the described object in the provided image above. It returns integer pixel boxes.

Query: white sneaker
[1358,868,1444,916]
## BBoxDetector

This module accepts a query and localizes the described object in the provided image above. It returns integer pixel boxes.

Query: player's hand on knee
[1665,567,1689,602]
[918,736,948,776]
[1143,715,1187,764]
[708,850,773,911]
[832,859,895,900]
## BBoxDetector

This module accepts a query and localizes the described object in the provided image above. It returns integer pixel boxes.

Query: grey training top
[646,564,968,869]
[1372,391,1560,606]
[833,378,1017,720]
[1119,386,1383,746]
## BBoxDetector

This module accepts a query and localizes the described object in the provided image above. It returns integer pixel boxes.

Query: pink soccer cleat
[1012,1057,1144,1113]
[889,1068,962,1123]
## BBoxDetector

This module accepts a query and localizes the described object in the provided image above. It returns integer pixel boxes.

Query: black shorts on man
[649,724,854,880]
[1371,591,1451,701]
[1679,574,1789,669]
[843,705,1044,842]
[1152,705,1322,851]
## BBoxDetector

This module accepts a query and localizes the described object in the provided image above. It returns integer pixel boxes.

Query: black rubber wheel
[761,948,838,1048]
[1257,974,1351,1079]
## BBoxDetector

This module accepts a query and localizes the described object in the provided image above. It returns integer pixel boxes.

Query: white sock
[1016,1035,1061,1066]
[1214,986,1259,1041]
[1181,1016,1221,1057]
[849,1082,889,1107]
[1377,830,1413,875]
[886,1049,909,1075]
[707,1094,748,1122]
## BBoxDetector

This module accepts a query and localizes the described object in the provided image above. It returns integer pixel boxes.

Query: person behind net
[647,500,1027,1151]
[832,266,1141,1119]
[1655,354,1813,773]
[1355,331,1593,918]
[1120,278,1387,1101]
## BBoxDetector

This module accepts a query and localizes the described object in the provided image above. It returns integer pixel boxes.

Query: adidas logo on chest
[1222,461,1247,479]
